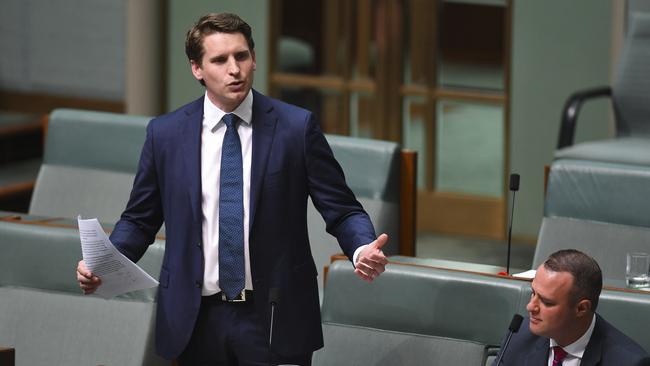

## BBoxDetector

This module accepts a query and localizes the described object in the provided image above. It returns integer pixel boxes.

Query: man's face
[191,32,256,112]
[526,265,578,342]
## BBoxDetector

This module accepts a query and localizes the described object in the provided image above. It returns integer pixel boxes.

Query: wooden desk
[0,347,15,366]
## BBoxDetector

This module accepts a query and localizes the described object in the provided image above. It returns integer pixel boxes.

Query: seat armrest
[557,86,612,149]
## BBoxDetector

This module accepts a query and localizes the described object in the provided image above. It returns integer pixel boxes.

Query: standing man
[77,12,388,365]
[494,249,650,365]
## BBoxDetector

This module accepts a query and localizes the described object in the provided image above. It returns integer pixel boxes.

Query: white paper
[512,269,537,279]
[78,216,158,299]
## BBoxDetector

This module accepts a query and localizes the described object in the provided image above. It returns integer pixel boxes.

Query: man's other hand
[354,233,388,282]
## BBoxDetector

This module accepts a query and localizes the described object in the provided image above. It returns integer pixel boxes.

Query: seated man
[494,249,650,365]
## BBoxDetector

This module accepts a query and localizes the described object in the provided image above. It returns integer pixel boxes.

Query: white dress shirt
[548,314,596,366]
[200,91,254,296]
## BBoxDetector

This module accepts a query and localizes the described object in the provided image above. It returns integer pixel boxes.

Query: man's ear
[190,60,203,81]
[575,299,592,317]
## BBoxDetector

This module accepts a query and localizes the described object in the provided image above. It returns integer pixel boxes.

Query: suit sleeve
[109,120,164,262]
[303,113,376,259]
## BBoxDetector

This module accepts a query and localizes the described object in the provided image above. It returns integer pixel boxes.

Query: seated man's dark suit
[494,314,650,365]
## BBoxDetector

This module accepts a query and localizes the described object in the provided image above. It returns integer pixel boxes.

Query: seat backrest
[534,159,650,279]
[0,220,165,365]
[598,289,650,353]
[29,109,150,223]
[313,323,488,366]
[307,134,402,290]
[322,260,528,347]
[613,12,650,137]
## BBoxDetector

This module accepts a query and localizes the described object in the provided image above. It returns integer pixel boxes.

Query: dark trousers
[178,295,312,366]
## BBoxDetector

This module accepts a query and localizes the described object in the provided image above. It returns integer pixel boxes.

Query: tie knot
[223,113,238,128]
[552,346,568,364]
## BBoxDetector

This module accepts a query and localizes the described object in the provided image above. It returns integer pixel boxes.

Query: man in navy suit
[77,12,388,365]
[494,249,650,365]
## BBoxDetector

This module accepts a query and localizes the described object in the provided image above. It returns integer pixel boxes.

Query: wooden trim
[0,347,15,366]
[328,254,650,295]
[399,150,417,256]
[544,164,550,195]
[400,84,431,97]
[0,118,42,136]
[417,190,506,240]
[270,73,376,93]
[434,88,506,103]
[356,0,372,78]
[0,215,166,241]
[270,73,346,90]
[268,0,282,97]
[0,91,124,114]
[0,182,35,199]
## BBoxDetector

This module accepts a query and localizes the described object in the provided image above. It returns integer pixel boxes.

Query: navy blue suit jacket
[493,314,650,366]
[109,90,376,360]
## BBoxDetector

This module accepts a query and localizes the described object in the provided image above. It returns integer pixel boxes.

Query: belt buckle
[221,289,247,302]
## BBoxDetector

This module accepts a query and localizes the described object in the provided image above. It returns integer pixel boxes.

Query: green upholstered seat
[29,109,150,223]
[534,158,650,281]
[0,220,166,365]
[320,258,650,363]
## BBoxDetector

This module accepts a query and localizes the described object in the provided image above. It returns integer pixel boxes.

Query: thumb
[372,233,389,250]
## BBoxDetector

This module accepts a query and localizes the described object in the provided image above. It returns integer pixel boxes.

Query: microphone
[495,314,523,365]
[268,287,281,366]
[505,173,520,275]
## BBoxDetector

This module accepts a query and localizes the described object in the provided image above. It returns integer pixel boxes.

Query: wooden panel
[417,190,506,240]
[399,150,418,256]
[0,91,124,114]
[435,88,506,103]
[0,347,15,366]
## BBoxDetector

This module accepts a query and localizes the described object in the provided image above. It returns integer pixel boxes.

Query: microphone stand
[506,174,520,275]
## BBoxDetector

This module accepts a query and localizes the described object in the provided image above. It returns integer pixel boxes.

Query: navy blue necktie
[218,113,245,300]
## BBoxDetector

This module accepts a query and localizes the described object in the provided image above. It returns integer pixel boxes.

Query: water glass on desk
[626,252,650,288]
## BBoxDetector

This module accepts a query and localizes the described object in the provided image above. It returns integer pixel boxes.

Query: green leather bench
[316,258,650,365]
[0,219,166,366]
[534,159,650,281]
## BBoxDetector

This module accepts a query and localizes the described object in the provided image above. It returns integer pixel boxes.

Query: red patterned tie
[552,346,568,366]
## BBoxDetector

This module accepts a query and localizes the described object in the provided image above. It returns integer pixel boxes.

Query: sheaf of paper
[78,216,159,299]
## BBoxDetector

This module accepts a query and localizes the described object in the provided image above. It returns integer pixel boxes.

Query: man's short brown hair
[544,249,603,311]
[185,12,255,66]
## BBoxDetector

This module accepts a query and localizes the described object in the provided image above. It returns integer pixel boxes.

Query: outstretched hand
[354,233,388,282]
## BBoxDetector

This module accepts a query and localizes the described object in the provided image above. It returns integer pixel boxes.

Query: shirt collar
[202,90,254,130]
[550,314,596,360]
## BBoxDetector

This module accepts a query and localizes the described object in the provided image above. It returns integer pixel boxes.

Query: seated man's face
[526,265,577,343]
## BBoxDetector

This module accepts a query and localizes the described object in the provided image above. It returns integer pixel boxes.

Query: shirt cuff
[352,244,369,268]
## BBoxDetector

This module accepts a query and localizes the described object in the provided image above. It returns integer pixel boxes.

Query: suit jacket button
[195,281,202,288]
[197,241,202,248]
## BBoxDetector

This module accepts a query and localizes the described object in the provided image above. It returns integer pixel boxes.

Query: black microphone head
[269,287,281,305]
[509,314,524,332]
[509,173,520,191]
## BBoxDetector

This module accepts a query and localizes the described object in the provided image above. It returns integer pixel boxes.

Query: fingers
[77,260,101,295]
[355,254,387,282]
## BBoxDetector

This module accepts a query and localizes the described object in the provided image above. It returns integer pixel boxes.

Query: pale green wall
[166,0,269,111]
[510,0,612,239]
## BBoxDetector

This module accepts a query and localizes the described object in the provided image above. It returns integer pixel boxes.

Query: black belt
[204,289,253,303]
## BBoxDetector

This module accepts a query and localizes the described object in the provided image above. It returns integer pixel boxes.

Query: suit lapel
[581,316,604,366]
[249,90,278,231]
[179,97,204,224]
